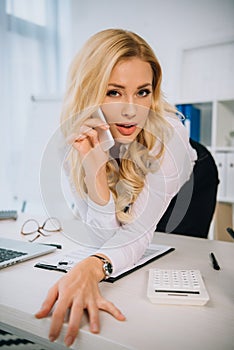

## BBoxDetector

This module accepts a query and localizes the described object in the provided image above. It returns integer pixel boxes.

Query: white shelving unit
[175,98,234,203]
[175,98,234,240]
[175,40,234,240]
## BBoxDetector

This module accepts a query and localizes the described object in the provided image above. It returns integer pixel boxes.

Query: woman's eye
[106,90,120,97]
[138,89,151,97]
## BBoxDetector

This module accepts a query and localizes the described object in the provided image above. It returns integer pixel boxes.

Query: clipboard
[105,245,175,283]
[35,244,175,283]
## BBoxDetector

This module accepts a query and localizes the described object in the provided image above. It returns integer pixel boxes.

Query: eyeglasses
[21,217,62,242]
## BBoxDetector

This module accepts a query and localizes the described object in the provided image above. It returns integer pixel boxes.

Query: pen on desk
[39,243,62,249]
[34,263,67,273]
[210,252,220,270]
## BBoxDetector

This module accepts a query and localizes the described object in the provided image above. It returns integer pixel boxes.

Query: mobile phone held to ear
[92,108,115,151]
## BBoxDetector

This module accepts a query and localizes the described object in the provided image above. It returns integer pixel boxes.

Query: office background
[1,0,234,238]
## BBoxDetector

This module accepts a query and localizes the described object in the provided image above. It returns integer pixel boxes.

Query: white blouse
[70,116,197,274]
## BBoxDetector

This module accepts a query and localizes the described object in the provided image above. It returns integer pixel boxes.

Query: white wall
[0,1,12,206]
[69,0,234,102]
[2,0,234,212]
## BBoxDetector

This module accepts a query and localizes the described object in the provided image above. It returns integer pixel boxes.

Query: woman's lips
[115,123,137,136]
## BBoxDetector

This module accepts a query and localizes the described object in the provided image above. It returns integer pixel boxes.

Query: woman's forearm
[84,164,110,205]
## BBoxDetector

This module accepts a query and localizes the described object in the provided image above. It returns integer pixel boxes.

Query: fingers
[87,302,100,334]
[80,126,99,146]
[66,126,95,143]
[48,298,70,343]
[82,117,110,130]
[72,127,108,157]
[63,298,125,347]
[73,132,99,156]
[64,300,86,347]
[98,298,126,321]
[67,119,109,146]
[70,128,99,154]
[37,296,125,347]
[35,284,58,318]
[35,274,125,347]
[86,299,126,333]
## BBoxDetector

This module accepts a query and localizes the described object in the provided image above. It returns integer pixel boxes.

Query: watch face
[103,261,113,276]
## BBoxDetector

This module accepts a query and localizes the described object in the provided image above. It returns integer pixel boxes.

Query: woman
[36,28,197,347]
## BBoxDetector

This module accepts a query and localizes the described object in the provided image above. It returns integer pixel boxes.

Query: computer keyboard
[0,248,27,263]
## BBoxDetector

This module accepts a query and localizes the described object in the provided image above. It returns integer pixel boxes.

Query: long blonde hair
[61,28,177,223]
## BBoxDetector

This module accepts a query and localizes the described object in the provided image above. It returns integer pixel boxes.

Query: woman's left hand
[35,257,126,347]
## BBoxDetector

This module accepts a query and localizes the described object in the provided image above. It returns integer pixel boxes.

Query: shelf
[175,99,234,206]
[175,99,234,149]
[175,102,212,147]
[216,99,234,148]
[214,147,234,152]
[217,197,234,204]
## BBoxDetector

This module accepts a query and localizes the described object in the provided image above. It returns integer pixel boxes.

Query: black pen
[210,252,220,270]
[34,262,67,273]
[39,243,62,249]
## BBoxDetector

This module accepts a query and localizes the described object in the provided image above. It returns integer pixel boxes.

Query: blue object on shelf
[176,104,200,142]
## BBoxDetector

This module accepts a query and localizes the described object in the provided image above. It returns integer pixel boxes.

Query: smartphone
[92,108,115,151]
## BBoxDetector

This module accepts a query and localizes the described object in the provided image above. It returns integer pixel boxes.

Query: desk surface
[0,215,234,350]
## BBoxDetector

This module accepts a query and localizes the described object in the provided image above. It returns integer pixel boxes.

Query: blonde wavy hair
[61,28,177,224]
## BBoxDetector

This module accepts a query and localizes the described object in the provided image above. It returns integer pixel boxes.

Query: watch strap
[90,254,113,279]
[91,254,106,263]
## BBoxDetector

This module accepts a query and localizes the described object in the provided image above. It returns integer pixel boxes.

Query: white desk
[0,215,234,350]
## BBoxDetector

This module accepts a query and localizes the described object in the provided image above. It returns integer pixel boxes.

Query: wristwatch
[91,254,113,280]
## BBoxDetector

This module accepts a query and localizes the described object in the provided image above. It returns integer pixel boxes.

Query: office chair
[156,139,219,238]
[226,227,234,239]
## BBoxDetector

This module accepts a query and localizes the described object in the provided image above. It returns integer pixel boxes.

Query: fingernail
[65,336,74,347]
[102,124,109,129]
[35,307,45,317]
[49,335,55,342]
[91,323,99,333]
[118,311,126,320]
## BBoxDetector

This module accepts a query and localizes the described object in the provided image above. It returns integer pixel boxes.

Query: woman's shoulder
[150,113,197,162]
[149,114,185,156]
[164,113,183,128]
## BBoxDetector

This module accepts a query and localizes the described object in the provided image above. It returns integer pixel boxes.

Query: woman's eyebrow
[107,83,125,89]
[107,83,152,89]
[137,83,152,89]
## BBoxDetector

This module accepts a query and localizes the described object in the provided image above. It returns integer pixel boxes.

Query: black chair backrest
[156,139,219,238]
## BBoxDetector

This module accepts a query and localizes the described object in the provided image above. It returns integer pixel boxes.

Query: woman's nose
[121,103,137,119]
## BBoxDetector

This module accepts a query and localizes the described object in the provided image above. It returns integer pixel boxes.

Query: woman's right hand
[67,116,110,156]
[68,117,111,205]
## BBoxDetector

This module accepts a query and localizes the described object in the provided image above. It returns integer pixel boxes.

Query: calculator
[0,210,18,221]
[147,269,209,305]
